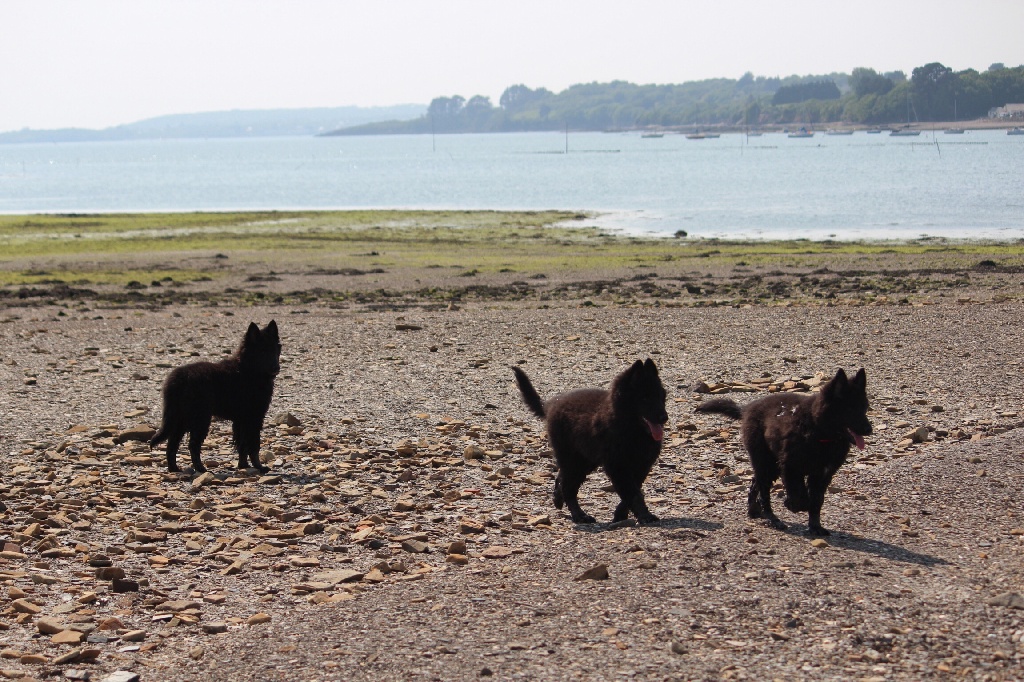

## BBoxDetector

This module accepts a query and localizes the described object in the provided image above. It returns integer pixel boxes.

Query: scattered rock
[272,412,301,426]
[481,546,513,559]
[575,564,610,581]
[986,592,1024,609]
[401,539,430,554]
[114,424,156,443]
[902,426,930,443]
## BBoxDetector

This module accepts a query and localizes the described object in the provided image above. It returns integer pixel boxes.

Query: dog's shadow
[822,530,951,566]
[775,525,950,566]
[573,516,724,534]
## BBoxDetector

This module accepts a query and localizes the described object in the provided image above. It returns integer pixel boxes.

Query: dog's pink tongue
[850,429,866,450]
[646,419,665,442]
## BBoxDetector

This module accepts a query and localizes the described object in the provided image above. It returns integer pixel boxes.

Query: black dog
[695,368,871,536]
[150,321,281,473]
[512,360,668,525]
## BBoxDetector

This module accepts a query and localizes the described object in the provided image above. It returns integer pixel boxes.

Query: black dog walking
[513,359,668,525]
[696,368,871,536]
[151,321,281,473]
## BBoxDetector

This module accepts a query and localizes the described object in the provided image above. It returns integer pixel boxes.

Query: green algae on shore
[1,210,1023,288]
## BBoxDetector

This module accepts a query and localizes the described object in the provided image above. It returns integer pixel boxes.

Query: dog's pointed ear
[852,367,866,391]
[265,320,279,339]
[643,358,659,376]
[826,368,849,397]
[245,322,261,343]
[612,360,644,406]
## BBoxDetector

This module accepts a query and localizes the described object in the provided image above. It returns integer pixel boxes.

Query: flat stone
[97,617,125,631]
[115,425,156,444]
[155,600,201,612]
[112,578,140,593]
[363,568,386,582]
[459,518,485,534]
[201,622,229,634]
[481,546,513,559]
[101,672,141,682]
[574,564,610,581]
[96,566,126,580]
[246,613,272,625]
[401,539,429,554]
[310,569,364,585]
[52,629,86,645]
[986,592,1024,609]
[37,616,66,635]
[12,598,42,614]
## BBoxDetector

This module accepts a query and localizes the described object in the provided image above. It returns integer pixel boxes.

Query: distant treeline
[325,62,1024,135]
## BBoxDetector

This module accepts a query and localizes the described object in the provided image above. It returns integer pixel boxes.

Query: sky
[2,0,1023,133]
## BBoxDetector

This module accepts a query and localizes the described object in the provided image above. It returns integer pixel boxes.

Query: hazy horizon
[2,0,1023,134]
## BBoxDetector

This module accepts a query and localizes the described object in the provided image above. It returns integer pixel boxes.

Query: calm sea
[1,130,1022,240]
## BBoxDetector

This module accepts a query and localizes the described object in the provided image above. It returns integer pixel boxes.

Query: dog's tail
[511,366,546,419]
[695,398,743,420]
[149,427,167,448]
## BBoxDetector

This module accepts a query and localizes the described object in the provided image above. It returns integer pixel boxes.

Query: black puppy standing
[696,368,871,536]
[513,359,668,525]
[150,321,281,473]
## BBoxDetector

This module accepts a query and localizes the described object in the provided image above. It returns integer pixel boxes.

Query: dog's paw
[767,518,788,531]
[637,514,660,526]
[807,525,831,537]
[572,514,598,524]
[257,466,270,474]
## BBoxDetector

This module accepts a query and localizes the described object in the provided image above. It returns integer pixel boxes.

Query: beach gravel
[1,280,1023,680]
